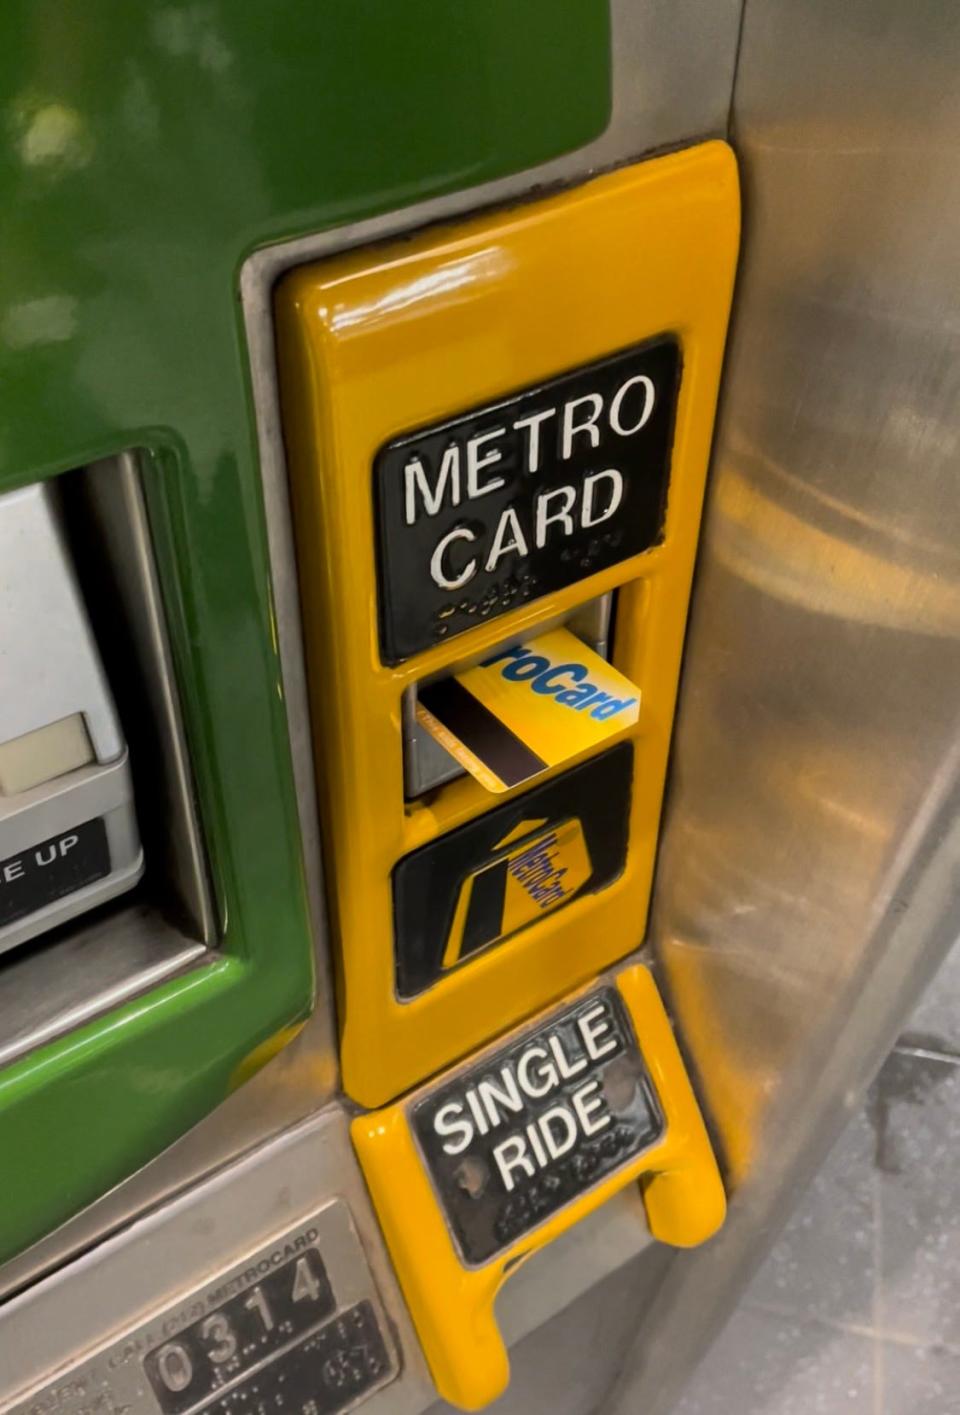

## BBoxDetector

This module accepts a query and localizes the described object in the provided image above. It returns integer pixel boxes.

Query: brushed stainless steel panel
[0,1103,655,1415]
[0,1110,431,1415]
[3,1203,401,1415]
[604,3,960,1411]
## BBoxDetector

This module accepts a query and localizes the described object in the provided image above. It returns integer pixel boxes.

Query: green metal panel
[0,4,611,1261]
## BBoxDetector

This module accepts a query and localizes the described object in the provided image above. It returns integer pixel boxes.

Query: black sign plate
[393,744,632,998]
[208,1302,390,1415]
[0,817,111,928]
[145,1248,336,1414]
[162,1302,390,1415]
[374,338,681,663]
[412,986,663,1264]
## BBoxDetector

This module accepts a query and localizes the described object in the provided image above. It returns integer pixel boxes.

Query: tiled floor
[673,943,960,1415]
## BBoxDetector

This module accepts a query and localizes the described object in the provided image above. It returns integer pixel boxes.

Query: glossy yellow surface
[351,965,726,1410]
[277,143,740,1105]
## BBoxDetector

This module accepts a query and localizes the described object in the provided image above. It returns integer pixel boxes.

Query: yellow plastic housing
[351,964,726,1410]
[277,143,740,1106]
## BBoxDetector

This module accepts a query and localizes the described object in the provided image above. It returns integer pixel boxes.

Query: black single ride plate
[412,986,663,1264]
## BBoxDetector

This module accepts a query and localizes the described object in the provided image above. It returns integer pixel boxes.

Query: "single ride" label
[411,986,663,1263]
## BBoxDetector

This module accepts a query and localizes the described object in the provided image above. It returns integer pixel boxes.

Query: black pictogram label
[393,744,632,998]
[0,817,111,928]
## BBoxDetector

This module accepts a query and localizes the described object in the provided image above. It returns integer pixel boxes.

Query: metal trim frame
[0,906,204,1072]
[82,453,219,948]
[0,1109,432,1415]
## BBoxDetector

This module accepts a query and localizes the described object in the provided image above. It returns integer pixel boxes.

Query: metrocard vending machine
[2,5,954,1415]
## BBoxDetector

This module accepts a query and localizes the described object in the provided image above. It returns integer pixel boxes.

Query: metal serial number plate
[143,1247,337,1413]
[412,986,664,1264]
[7,1205,397,1415]
[374,337,681,663]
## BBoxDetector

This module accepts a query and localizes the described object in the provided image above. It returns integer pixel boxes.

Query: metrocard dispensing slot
[278,141,740,1104]
[0,482,143,953]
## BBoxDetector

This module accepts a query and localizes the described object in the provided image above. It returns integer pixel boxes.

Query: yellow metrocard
[416,627,640,793]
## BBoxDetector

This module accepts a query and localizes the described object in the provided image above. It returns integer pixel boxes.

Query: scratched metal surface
[603,1,960,1411]
[670,943,960,1414]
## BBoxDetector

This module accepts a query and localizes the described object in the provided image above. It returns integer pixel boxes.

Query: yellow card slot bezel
[277,142,740,1104]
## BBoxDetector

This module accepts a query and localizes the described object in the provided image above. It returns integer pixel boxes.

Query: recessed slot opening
[0,452,216,1069]
[403,592,615,800]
